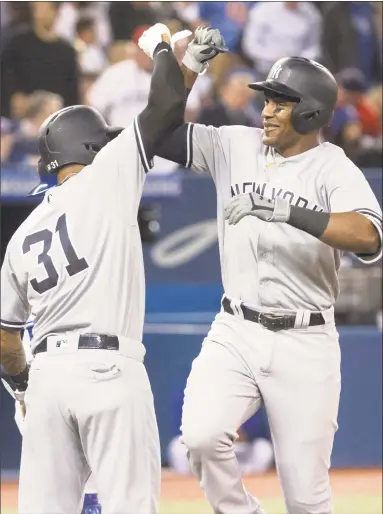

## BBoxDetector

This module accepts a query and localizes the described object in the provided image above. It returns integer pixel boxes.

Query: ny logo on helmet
[268,63,283,80]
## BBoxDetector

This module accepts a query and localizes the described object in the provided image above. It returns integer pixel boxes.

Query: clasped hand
[224,193,291,225]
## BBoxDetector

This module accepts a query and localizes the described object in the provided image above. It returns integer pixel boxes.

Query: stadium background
[1,2,382,513]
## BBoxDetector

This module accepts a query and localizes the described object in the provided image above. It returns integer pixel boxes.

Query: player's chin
[262,133,278,147]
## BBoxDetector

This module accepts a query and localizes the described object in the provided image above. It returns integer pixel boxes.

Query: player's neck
[276,134,319,158]
[57,165,84,185]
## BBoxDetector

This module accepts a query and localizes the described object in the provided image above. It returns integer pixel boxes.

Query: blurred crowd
[1,1,382,172]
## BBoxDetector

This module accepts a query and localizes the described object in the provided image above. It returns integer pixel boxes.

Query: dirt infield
[2,468,382,512]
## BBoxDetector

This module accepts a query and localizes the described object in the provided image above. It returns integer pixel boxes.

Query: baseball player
[0,24,226,514]
[154,57,382,513]
[0,24,185,514]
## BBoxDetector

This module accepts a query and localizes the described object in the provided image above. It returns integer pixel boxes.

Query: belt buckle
[258,313,284,332]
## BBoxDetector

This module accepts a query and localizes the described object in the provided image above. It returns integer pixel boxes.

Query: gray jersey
[186,123,382,312]
[1,121,150,352]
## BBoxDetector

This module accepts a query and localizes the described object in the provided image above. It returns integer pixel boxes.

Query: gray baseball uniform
[1,123,160,514]
[173,124,382,514]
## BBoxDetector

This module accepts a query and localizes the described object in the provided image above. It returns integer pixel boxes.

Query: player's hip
[26,349,153,408]
[203,301,339,359]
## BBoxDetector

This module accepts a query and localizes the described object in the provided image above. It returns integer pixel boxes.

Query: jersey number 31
[23,214,89,294]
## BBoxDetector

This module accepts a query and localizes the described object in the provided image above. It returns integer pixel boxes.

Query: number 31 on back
[22,214,89,294]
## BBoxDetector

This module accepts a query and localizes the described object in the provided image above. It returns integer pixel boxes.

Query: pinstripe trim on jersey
[185,123,194,168]
[354,208,383,224]
[134,117,152,173]
[1,319,26,329]
[353,208,382,264]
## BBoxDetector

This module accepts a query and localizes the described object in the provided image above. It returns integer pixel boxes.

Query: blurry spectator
[54,2,111,49]
[74,17,108,75]
[197,2,250,52]
[242,2,322,78]
[1,2,10,45]
[7,91,63,166]
[87,26,154,128]
[1,1,79,119]
[321,2,382,87]
[186,74,215,121]
[109,2,157,41]
[1,2,31,36]
[325,68,382,166]
[1,117,17,164]
[187,2,252,81]
[338,68,381,137]
[366,85,382,130]
[79,72,99,106]
[324,89,363,163]
[197,68,260,127]
[19,91,63,139]
[172,2,200,28]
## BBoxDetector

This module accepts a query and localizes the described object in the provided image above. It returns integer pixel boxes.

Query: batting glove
[224,193,291,225]
[182,25,228,74]
[138,23,172,59]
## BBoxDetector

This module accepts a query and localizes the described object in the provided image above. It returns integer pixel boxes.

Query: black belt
[34,333,120,356]
[222,297,325,332]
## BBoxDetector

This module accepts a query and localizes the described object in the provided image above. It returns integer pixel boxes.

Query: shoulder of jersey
[320,141,350,160]
[219,124,263,142]
[318,141,362,177]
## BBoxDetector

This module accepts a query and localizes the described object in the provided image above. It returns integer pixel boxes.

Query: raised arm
[136,25,187,167]
[151,26,228,166]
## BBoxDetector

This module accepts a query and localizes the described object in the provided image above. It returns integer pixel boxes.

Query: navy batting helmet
[38,105,123,177]
[248,57,338,134]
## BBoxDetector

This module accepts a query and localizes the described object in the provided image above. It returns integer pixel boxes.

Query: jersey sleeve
[156,123,260,181]
[1,243,29,330]
[326,158,382,264]
[186,123,226,174]
[153,122,228,174]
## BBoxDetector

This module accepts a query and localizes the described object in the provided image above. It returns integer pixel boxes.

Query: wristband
[288,206,330,239]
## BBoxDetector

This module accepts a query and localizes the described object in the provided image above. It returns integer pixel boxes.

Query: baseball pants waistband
[222,296,330,331]
[33,333,145,361]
